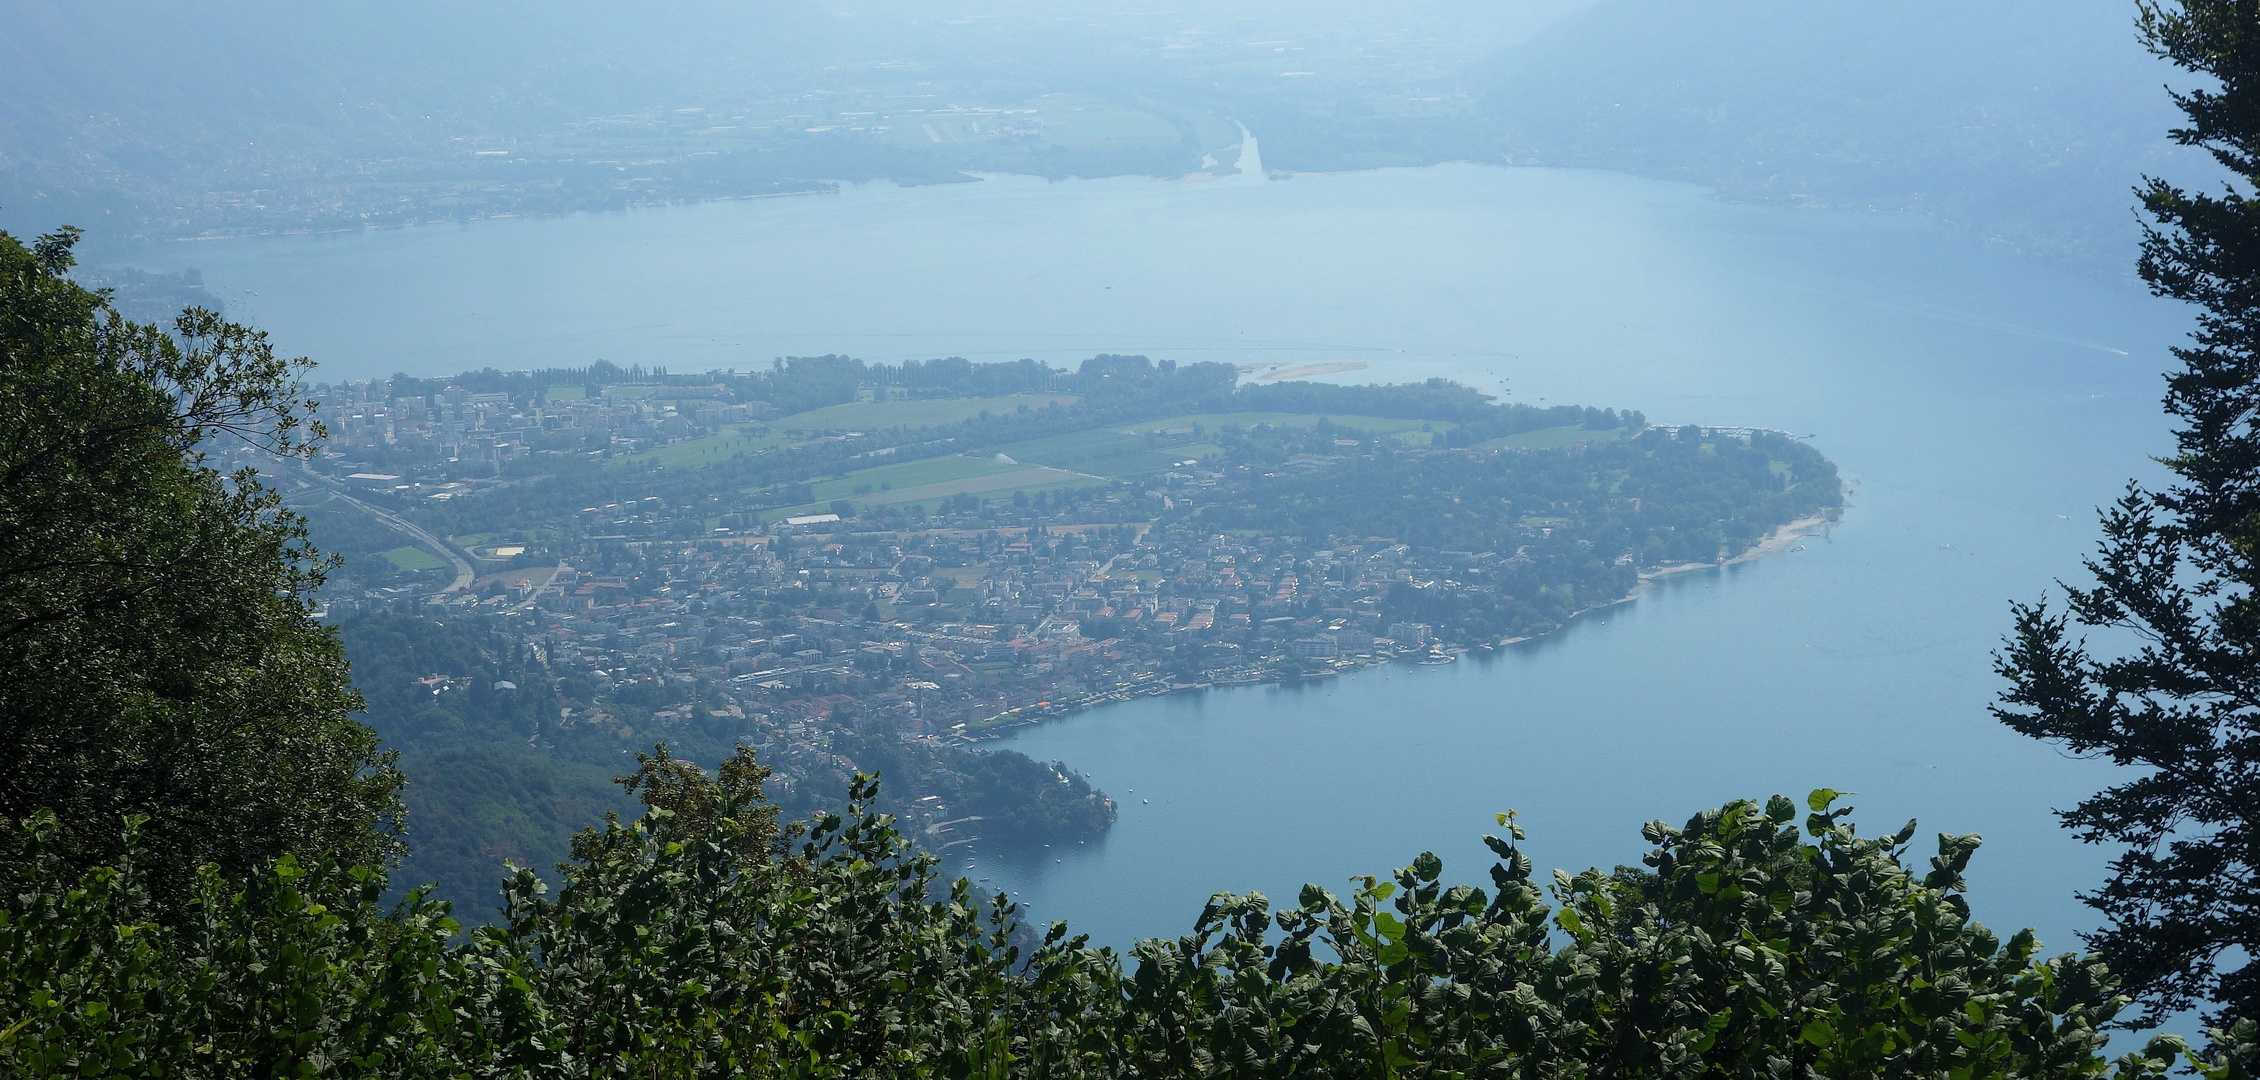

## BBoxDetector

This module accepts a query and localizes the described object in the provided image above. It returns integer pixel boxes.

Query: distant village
[288,376,1517,764]
[309,380,772,494]
[275,363,1834,851]
[414,522,1449,745]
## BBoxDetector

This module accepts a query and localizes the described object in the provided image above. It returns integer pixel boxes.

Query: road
[295,470,475,592]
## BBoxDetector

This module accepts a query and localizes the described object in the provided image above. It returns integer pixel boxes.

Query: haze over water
[110,160,2185,951]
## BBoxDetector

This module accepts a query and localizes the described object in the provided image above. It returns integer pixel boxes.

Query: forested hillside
[338,610,1114,916]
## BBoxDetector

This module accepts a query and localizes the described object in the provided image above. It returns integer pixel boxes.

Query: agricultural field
[380,546,449,573]
[776,393,1078,434]
[932,566,989,587]
[730,407,1626,525]
[814,453,1025,498]
[756,449,1112,522]
[988,411,1451,478]
[448,530,559,553]
[620,425,789,468]
[989,427,1220,478]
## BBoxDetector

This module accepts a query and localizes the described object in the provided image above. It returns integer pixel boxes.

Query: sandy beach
[1636,512,1837,592]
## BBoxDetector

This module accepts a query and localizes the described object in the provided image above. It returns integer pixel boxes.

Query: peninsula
[266,355,1842,906]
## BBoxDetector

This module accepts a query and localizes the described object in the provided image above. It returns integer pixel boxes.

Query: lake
[103,158,2184,954]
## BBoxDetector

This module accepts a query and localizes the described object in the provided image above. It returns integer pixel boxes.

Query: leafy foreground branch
[5,756,2251,1079]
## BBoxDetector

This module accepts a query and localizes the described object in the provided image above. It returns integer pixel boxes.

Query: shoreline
[962,510,1841,742]
[1634,511,1836,592]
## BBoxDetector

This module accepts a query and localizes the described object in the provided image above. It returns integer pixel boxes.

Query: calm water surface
[108,162,2183,952]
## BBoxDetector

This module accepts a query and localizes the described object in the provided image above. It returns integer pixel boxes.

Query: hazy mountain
[1,0,1600,244]
[1473,0,2216,266]
[0,0,854,236]
[1,0,2221,266]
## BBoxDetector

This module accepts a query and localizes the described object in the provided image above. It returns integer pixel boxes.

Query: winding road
[294,469,475,592]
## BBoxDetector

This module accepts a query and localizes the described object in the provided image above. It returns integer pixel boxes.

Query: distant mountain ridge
[1465,0,2218,267]
[2,0,2222,268]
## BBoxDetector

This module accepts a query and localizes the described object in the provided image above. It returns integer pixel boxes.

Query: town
[263,358,1840,885]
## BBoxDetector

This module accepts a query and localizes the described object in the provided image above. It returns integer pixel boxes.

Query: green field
[813,454,1024,499]
[757,450,1113,522]
[989,427,1218,478]
[740,410,1626,524]
[776,393,1078,434]
[862,466,1095,505]
[621,425,789,468]
[380,546,449,573]
[542,385,587,402]
[623,402,1460,473]
[991,410,1449,478]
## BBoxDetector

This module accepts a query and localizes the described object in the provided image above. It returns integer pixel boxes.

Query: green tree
[19,770,2241,1079]
[1994,0,2260,1028]
[0,226,402,910]
[0,812,485,1077]
[1116,792,2159,1080]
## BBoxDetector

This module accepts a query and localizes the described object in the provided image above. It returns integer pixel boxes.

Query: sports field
[380,546,449,573]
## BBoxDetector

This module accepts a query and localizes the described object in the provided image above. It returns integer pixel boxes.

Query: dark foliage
[8,771,2238,1079]
[1995,0,2260,1028]
[764,354,866,416]
[887,356,1059,396]
[0,226,401,913]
